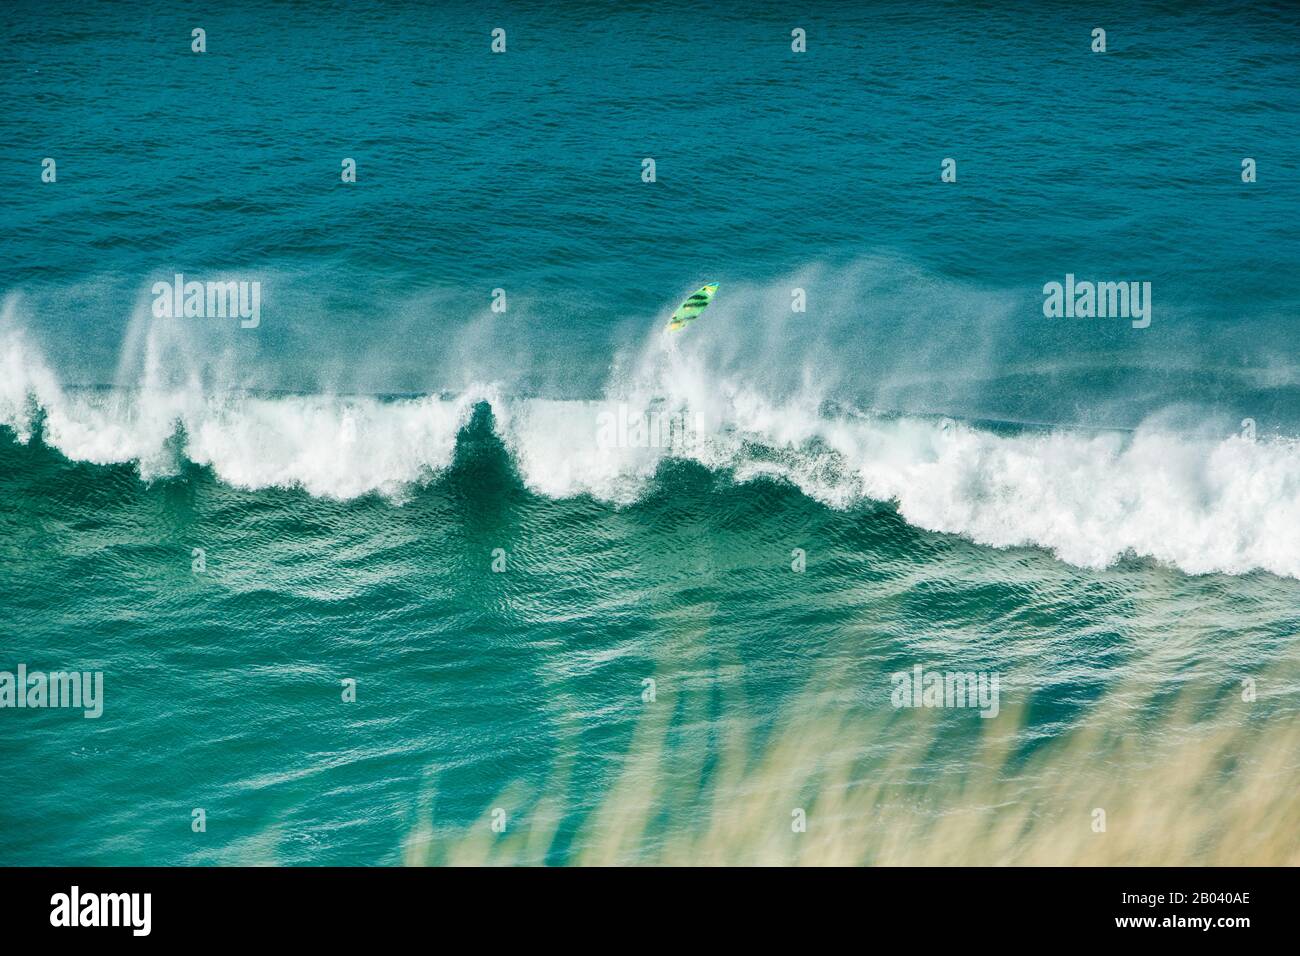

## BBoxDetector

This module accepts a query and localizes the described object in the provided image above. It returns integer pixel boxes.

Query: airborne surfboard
[666,283,718,331]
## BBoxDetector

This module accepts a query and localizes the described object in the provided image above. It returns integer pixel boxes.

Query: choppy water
[2,0,1299,865]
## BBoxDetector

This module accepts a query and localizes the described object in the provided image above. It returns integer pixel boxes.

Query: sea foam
[3,303,1299,580]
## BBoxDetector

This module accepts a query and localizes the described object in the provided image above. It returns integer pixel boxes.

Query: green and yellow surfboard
[666,283,718,332]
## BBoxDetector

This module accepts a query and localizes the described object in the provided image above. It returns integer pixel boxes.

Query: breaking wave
[3,293,1300,581]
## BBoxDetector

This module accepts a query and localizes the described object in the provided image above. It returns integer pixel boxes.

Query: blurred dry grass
[403,668,1300,867]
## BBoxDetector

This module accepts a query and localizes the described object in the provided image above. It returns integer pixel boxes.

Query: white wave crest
[3,298,1299,579]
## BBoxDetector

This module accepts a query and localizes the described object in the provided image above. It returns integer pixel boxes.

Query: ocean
[1,0,1298,865]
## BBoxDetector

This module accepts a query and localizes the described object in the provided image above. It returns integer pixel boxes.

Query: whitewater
[4,306,1298,582]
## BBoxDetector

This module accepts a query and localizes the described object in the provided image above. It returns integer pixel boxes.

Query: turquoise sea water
[2,1,1299,865]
